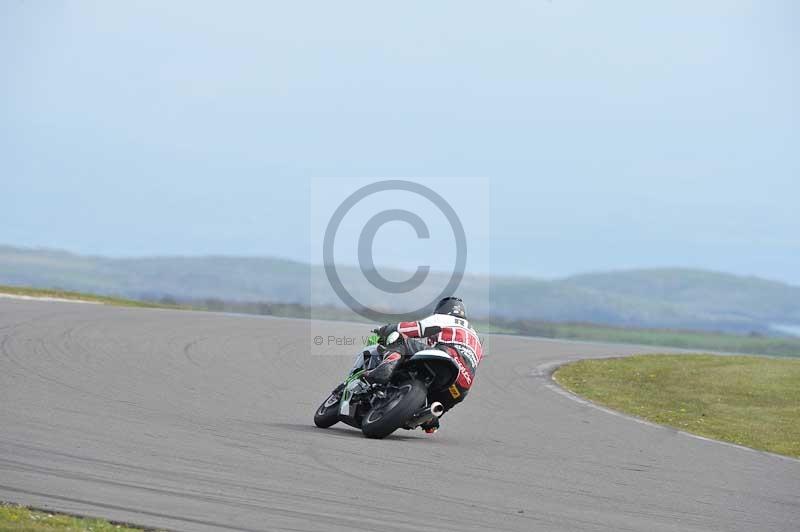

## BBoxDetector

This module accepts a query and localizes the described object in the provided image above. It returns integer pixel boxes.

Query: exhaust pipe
[405,402,445,429]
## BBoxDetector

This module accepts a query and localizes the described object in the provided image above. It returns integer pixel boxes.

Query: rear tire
[361,379,427,439]
[314,393,341,428]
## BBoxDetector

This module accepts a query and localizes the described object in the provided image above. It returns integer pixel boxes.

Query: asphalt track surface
[1,299,798,532]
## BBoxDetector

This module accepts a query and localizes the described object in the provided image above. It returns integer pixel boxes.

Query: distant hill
[2,245,799,334]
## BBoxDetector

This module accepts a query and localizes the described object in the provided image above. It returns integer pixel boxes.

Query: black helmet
[434,297,466,319]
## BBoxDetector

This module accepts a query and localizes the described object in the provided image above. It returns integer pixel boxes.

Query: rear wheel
[361,379,427,439]
[314,392,341,428]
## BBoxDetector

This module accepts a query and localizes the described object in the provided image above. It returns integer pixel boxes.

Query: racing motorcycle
[313,327,460,439]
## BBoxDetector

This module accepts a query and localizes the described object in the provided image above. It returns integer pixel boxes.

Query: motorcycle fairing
[339,370,367,417]
[407,349,460,391]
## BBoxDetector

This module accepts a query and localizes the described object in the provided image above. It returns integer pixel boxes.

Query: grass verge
[554,354,800,458]
[0,503,155,531]
[502,319,800,358]
[0,285,181,309]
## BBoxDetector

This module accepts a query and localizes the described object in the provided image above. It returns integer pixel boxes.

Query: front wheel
[361,379,427,439]
[314,392,341,428]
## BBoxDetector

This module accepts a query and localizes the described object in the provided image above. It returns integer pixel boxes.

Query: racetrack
[0,300,797,532]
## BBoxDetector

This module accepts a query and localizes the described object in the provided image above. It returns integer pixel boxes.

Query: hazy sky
[2,2,798,283]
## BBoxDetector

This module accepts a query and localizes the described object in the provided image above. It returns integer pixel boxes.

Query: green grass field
[0,504,154,532]
[554,354,800,458]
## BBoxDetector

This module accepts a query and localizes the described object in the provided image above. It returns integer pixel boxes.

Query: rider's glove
[375,323,395,340]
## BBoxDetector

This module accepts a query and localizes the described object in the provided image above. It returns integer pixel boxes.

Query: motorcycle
[313,327,459,439]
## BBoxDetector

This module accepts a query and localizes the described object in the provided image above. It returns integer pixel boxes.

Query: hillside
[2,245,799,334]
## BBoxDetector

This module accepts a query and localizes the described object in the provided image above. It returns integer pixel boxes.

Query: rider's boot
[362,352,401,385]
[421,417,440,434]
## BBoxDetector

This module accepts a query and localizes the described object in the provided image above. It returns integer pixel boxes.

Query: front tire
[361,379,427,439]
[314,393,341,428]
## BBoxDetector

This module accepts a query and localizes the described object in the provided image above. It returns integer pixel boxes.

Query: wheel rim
[318,394,339,416]
[365,383,411,424]
[323,393,339,408]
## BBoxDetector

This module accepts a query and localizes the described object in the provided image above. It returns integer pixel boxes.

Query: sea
[770,323,800,338]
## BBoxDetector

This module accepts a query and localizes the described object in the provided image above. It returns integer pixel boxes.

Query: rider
[362,296,484,434]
